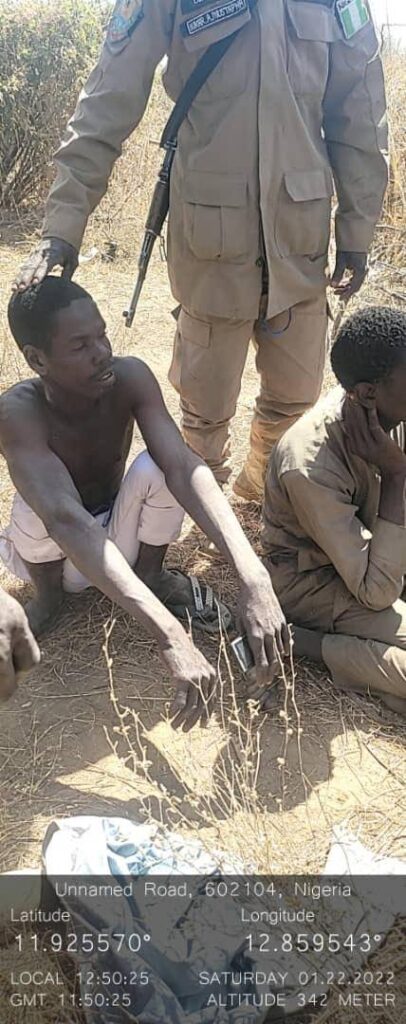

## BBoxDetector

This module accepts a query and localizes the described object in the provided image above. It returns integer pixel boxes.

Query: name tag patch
[107,0,144,46]
[336,0,370,39]
[182,0,248,37]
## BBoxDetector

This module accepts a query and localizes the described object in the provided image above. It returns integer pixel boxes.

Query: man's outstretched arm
[129,360,290,691]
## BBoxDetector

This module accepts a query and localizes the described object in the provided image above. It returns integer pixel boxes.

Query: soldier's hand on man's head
[12,237,79,292]
[330,251,368,300]
[0,590,40,702]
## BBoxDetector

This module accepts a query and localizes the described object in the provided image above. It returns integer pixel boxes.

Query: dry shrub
[82,75,173,260]
[102,618,279,870]
[0,0,109,209]
[382,50,406,231]
[369,49,406,285]
[102,623,406,1024]
[0,938,84,1024]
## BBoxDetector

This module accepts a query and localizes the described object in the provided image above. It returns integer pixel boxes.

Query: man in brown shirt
[263,306,406,715]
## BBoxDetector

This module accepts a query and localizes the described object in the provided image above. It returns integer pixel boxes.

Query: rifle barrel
[124,268,147,328]
[124,143,176,330]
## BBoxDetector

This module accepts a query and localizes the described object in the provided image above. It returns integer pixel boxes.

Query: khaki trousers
[168,294,328,486]
[0,452,184,593]
[268,560,406,715]
[323,598,406,715]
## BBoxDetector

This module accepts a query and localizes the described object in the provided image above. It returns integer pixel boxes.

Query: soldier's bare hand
[12,237,79,292]
[330,251,368,300]
[161,633,216,732]
[0,590,40,701]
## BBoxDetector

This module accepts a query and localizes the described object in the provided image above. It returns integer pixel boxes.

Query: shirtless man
[0,277,288,728]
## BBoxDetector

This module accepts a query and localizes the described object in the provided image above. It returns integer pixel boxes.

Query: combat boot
[233,457,267,503]
[233,408,279,501]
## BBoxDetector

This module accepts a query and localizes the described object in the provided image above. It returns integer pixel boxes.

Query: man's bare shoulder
[0,380,46,446]
[0,378,43,413]
[113,356,161,400]
[113,356,157,383]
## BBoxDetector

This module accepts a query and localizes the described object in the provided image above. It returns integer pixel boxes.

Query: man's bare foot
[25,594,65,637]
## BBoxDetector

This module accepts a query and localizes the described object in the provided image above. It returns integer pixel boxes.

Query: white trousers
[0,452,185,593]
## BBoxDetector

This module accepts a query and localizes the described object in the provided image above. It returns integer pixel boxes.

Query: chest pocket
[168,0,255,102]
[182,171,249,262]
[180,0,252,53]
[286,0,339,95]
[275,169,333,258]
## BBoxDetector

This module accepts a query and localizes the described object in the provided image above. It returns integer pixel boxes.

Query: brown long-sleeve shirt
[43,0,387,320]
[262,388,406,619]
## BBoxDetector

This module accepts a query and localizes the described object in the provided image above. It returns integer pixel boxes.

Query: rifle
[124,141,176,327]
[124,5,257,328]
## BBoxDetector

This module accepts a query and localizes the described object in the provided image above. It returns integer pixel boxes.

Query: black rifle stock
[123,3,258,329]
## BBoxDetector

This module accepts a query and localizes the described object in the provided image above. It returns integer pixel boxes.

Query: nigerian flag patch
[336,0,370,39]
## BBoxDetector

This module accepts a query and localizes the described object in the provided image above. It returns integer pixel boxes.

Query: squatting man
[0,277,288,728]
[263,307,406,716]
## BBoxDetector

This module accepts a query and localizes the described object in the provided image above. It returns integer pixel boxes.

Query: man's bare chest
[45,403,133,490]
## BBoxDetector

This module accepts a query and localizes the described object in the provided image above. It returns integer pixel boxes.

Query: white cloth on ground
[41,816,406,1024]
[0,450,184,593]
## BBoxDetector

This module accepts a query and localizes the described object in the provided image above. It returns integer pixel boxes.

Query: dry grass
[0,49,406,1024]
[311,920,406,1024]
[0,938,83,1024]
